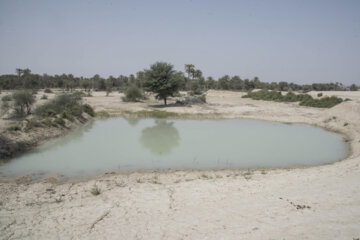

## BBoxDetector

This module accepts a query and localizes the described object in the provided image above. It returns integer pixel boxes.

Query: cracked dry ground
[1,166,360,240]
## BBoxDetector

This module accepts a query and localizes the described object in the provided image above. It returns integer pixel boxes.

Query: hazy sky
[0,0,359,84]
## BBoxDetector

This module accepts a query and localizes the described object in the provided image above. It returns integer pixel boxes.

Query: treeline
[0,66,358,92]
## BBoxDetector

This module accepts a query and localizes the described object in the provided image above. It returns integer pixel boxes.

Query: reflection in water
[125,118,140,127]
[140,120,180,155]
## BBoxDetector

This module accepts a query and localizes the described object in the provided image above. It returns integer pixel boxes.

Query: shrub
[199,94,206,103]
[8,125,21,131]
[243,90,342,108]
[42,117,54,127]
[0,101,10,115]
[54,117,65,126]
[299,96,343,108]
[34,92,83,117]
[317,93,323,97]
[90,186,101,196]
[42,109,57,118]
[82,104,95,117]
[60,109,74,121]
[283,92,298,102]
[122,84,144,102]
[190,81,203,95]
[44,88,53,93]
[25,119,42,130]
[41,94,48,99]
[1,95,12,102]
[12,90,36,116]
[96,110,110,118]
[70,105,83,117]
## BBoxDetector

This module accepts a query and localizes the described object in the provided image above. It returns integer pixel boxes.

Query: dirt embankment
[0,89,93,162]
[0,90,359,240]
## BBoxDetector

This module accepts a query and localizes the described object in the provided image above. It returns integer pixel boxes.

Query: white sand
[0,90,359,239]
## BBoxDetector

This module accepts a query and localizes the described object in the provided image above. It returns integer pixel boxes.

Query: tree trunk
[164,97,167,105]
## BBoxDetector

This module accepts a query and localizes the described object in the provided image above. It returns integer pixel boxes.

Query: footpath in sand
[0,90,360,239]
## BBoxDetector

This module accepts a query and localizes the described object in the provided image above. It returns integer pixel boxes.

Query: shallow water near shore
[0,117,347,178]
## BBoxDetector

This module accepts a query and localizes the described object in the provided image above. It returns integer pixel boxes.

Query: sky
[0,0,359,85]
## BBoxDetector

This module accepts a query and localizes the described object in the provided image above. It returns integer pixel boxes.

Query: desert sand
[0,90,359,239]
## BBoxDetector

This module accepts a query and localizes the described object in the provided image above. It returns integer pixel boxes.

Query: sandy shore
[0,90,359,239]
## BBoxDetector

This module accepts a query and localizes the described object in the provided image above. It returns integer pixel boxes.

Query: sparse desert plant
[199,94,206,103]
[82,104,95,117]
[115,181,127,187]
[44,88,53,93]
[54,117,65,126]
[60,109,74,121]
[8,125,21,131]
[25,119,42,130]
[1,95,12,102]
[42,109,57,118]
[317,93,323,97]
[41,94,48,99]
[96,110,110,118]
[344,122,349,126]
[122,84,144,102]
[90,186,101,196]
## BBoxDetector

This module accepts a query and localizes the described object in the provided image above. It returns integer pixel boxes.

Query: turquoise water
[0,118,347,178]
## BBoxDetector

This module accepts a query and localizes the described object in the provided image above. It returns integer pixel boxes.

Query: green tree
[205,77,217,89]
[350,84,358,91]
[144,62,181,105]
[184,64,195,79]
[218,75,230,90]
[12,90,36,116]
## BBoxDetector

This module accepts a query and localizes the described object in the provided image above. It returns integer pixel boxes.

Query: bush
[44,88,53,93]
[317,93,323,97]
[199,94,206,103]
[299,96,343,108]
[70,105,83,117]
[60,109,74,121]
[12,90,36,116]
[41,94,48,99]
[8,125,21,131]
[42,109,57,118]
[82,104,95,117]
[1,95,12,102]
[25,119,42,131]
[190,81,203,95]
[42,117,54,127]
[122,84,144,102]
[96,110,110,118]
[54,117,65,126]
[90,186,101,196]
[243,90,342,108]
[34,92,83,117]
[283,92,298,102]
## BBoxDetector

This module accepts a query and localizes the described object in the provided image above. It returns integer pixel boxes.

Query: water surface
[0,118,347,178]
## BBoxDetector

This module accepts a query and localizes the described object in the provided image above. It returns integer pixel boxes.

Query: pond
[0,118,347,178]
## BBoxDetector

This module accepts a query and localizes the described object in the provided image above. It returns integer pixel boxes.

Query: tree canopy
[143,62,181,105]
